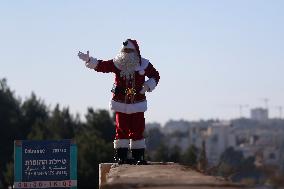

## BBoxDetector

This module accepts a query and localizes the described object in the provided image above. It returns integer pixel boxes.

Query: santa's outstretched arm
[78,50,98,69]
[78,51,117,73]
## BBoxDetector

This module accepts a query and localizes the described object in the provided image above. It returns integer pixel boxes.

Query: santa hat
[122,39,142,65]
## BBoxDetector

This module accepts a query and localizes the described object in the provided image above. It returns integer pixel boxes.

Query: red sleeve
[145,63,160,84]
[95,59,116,73]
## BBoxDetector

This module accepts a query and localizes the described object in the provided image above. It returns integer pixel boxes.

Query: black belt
[111,84,125,95]
[111,84,138,96]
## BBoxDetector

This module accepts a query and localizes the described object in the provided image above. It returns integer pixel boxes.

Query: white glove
[85,57,98,69]
[139,84,150,94]
[78,51,98,69]
[78,51,90,62]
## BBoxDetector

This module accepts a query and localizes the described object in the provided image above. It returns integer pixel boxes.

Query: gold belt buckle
[125,88,136,96]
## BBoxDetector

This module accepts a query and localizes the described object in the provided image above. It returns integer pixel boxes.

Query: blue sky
[0,1,283,124]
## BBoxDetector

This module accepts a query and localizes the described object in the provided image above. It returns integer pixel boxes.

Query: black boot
[114,148,128,165]
[131,148,148,165]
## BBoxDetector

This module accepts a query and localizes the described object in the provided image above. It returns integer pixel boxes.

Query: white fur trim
[144,78,157,92]
[130,139,146,149]
[135,58,149,71]
[110,100,147,114]
[113,139,129,149]
[85,57,98,69]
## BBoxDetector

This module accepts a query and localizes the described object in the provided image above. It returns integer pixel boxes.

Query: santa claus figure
[78,39,160,165]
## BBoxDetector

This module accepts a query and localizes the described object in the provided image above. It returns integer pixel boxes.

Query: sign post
[14,140,77,188]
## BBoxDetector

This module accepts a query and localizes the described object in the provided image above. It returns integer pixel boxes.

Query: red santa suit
[85,39,160,151]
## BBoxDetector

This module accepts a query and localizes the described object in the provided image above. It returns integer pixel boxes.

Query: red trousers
[115,112,145,140]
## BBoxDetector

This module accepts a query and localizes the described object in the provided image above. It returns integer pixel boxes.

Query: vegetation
[0,78,114,188]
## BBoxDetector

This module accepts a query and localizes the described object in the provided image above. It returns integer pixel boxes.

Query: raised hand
[78,51,90,62]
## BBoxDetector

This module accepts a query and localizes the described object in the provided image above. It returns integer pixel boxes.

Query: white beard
[113,51,140,79]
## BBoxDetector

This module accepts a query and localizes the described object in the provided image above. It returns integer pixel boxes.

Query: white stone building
[250,108,269,121]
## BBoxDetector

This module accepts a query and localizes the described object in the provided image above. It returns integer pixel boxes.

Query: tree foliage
[217,147,259,181]
[182,145,198,167]
[0,78,114,188]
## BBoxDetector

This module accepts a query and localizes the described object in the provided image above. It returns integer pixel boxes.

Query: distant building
[205,121,236,165]
[188,121,236,166]
[145,122,162,131]
[168,137,190,152]
[250,108,268,121]
[235,126,284,167]
[163,120,190,135]
[188,126,207,148]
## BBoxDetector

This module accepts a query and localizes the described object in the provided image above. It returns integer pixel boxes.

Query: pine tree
[182,145,198,167]
[198,140,208,172]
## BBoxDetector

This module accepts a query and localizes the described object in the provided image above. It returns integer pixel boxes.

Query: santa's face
[113,48,140,79]
[122,48,135,53]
